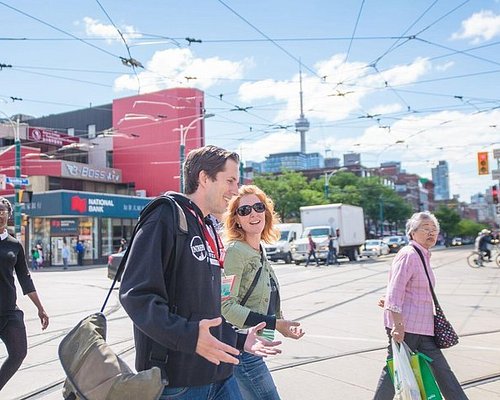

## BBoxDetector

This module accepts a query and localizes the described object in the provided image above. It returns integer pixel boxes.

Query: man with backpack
[119,145,281,399]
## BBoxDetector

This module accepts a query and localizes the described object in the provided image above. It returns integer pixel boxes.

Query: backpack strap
[100,195,187,313]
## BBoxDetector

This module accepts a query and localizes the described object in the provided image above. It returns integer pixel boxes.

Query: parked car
[383,236,408,253]
[451,237,463,246]
[107,250,125,281]
[360,239,390,258]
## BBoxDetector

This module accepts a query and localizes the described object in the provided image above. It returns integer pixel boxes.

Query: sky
[1,0,500,202]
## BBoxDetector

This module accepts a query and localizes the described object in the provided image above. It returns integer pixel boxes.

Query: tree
[457,219,486,238]
[253,171,309,222]
[434,206,461,240]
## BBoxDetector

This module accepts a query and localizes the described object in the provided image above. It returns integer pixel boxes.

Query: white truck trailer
[291,204,365,263]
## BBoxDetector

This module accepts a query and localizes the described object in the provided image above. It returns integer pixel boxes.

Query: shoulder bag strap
[411,244,440,308]
[240,247,266,307]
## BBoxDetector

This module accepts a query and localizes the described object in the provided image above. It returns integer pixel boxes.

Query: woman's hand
[390,324,405,343]
[38,309,49,330]
[276,319,305,340]
[377,296,385,308]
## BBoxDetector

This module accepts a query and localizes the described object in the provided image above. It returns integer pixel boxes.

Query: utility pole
[379,196,384,238]
[14,116,21,239]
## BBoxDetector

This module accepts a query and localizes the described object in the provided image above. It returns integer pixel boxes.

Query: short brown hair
[183,145,240,195]
[224,185,280,244]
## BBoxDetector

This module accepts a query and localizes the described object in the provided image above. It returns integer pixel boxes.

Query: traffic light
[493,185,499,204]
[17,190,33,203]
[477,152,489,175]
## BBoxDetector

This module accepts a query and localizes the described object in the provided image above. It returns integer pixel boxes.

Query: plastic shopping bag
[410,353,443,400]
[391,340,421,400]
[388,345,443,400]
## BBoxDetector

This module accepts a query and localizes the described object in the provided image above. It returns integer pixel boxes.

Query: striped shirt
[383,241,435,335]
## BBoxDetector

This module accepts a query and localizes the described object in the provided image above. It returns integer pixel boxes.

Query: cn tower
[295,66,310,153]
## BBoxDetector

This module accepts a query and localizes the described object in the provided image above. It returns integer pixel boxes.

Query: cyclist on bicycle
[475,229,493,262]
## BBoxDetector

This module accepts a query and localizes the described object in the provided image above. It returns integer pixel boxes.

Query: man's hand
[195,317,240,365]
[276,319,305,339]
[244,322,282,357]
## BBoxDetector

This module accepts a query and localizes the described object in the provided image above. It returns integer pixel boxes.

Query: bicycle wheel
[467,253,481,268]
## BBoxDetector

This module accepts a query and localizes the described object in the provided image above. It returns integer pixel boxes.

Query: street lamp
[0,111,21,238]
[174,113,214,193]
[324,167,347,199]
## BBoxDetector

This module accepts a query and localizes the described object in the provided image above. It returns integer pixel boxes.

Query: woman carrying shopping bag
[373,211,468,399]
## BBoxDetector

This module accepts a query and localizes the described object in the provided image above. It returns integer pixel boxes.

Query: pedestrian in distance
[305,233,319,267]
[222,185,305,400]
[326,234,340,266]
[118,238,127,253]
[373,211,468,400]
[35,243,43,269]
[61,239,70,270]
[0,197,49,392]
[75,241,84,266]
[119,145,281,400]
[30,248,38,271]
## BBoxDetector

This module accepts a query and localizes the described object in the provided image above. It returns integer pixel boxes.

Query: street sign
[493,169,500,180]
[5,176,30,185]
[493,148,500,159]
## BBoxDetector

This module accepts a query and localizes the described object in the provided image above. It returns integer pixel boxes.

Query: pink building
[113,87,206,196]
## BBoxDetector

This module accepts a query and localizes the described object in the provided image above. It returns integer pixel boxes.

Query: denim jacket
[222,240,282,329]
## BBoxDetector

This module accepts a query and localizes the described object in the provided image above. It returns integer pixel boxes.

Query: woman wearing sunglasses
[222,185,305,400]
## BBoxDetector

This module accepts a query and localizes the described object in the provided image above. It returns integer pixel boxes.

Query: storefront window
[101,218,113,257]
[31,217,50,266]
[78,218,93,262]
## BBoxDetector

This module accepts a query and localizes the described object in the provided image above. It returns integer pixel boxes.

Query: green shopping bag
[388,347,443,400]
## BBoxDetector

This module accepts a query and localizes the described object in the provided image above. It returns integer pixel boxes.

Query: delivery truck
[291,204,365,263]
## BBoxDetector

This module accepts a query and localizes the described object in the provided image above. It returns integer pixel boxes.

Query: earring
[236,223,241,228]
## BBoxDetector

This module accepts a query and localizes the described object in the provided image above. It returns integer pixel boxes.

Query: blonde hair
[224,185,280,244]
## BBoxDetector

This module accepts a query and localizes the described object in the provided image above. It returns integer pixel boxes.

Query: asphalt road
[2,245,500,399]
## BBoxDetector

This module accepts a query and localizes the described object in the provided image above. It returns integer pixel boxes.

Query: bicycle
[467,250,500,268]
[467,251,485,268]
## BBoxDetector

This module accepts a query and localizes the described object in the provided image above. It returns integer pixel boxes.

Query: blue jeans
[233,352,280,400]
[159,375,242,400]
[326,249,338,265]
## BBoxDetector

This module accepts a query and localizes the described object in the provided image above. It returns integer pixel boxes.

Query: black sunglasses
[236,202,266,217]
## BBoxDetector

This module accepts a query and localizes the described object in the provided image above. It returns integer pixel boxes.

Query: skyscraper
[432,160,450,201]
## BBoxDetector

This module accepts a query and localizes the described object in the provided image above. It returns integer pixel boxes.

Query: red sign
[71,196,87,213]
[28,127,80,147]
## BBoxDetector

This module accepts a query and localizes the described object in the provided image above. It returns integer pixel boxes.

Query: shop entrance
[50,236,79,266]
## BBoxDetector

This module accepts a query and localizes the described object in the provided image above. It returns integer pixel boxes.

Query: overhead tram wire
[0,1,122,61]
[414,37,500,68]
[341,0,366,66]
[217,0,322,81]
[411,0,471,38]
[94,0,143,93]
[0,35,412,44]
[368,0,439,67]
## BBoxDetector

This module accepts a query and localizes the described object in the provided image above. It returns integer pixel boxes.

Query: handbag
[387,343,443,400]
[412,245,459,349]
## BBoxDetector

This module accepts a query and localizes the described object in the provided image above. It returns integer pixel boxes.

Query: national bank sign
[63,192,149,218]
[61,161,122,183]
